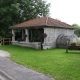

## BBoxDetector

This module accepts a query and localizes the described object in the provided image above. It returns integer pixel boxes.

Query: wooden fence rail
[0,37,11,45]
[0,37,2,46]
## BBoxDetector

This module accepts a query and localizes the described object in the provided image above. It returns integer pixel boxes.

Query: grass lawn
[0,45,80,80]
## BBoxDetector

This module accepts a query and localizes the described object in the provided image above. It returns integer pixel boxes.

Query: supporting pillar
[22,29,24,39]
[25,29,29,42]
[12,29,15,41]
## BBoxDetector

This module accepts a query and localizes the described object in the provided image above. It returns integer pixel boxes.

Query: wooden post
[0,38,11,45]
[9,38,11,44]
[1,38,2,45]
[9,38,10,44]
[0,37,1,46]
[3,38,4,45]
[66,41,68,53]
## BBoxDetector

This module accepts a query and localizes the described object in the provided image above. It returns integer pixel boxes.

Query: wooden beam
[66,41,68,53]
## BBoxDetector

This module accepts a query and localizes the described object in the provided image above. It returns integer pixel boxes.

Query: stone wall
[11,28,74,50]
[43,28,74,49]
[12,41,41,49]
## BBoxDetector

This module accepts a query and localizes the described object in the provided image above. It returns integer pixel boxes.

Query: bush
[71,42,76,46]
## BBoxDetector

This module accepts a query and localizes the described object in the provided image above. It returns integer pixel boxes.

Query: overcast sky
[46,0,80,25]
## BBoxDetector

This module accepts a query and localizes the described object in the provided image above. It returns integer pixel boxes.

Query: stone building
[10,17,78,49]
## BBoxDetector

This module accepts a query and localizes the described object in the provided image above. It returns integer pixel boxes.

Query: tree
[72,24,80,37]
[72,24,80,28]
[0,0,21,37]
[0,0,50,37]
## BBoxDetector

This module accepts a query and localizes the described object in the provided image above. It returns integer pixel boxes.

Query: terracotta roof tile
[10,17,74,29]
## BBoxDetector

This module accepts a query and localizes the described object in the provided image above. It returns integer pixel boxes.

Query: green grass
[0,45,80,80]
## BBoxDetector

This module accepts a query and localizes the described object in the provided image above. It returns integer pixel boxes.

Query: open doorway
[29,28,44,49]
[15,29,25,41]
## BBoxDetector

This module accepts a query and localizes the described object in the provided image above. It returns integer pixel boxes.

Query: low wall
[12,41,56,50]
[42,42,56,49]
[12,41,41,49]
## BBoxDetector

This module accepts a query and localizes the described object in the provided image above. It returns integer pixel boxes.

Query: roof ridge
[46,17,48,25]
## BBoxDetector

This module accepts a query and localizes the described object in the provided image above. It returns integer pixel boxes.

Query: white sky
[46,0,80,25]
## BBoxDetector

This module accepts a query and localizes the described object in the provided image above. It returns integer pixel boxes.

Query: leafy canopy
[0,0,50,37]
[72,24,80,37]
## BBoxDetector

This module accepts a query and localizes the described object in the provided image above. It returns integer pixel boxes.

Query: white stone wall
[55,28,74,39]
[12,41,41,49]
[43,28,56,49]
[43,28,74,49]
[11,28,74,50]
[67,29,74,35]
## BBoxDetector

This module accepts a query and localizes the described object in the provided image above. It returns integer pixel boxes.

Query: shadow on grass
[67,51,80,54]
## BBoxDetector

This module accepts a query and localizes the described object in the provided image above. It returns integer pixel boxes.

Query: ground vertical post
[3,38,4,45]
[0,37,2,46]
[1,38,2,45]
[9,38,10,44]
[66,41,68,53]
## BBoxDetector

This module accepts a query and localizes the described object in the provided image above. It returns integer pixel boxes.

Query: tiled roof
[10,17,74,29]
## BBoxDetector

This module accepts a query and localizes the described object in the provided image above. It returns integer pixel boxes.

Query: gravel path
[0,50,55,80]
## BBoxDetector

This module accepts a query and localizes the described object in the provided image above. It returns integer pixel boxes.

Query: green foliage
[72,24,80,37]
[0,0,20,37]
[72,24,80,28]
[74,28,80,37]
[71,42,76,46]
[0,45,80,80]
[0,0,50,37]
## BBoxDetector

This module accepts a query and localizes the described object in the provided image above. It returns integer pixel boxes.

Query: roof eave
[9,25,47,29]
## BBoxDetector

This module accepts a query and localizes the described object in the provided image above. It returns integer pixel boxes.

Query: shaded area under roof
[10,17,74,29]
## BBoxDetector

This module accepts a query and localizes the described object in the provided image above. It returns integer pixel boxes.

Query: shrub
[71,42,76,46]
